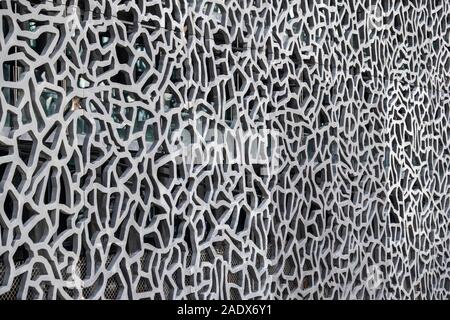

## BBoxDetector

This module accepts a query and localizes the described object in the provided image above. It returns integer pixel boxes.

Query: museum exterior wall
[0,0,449,299]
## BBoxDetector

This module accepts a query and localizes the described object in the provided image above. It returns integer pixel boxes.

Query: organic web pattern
[0,0,450,300]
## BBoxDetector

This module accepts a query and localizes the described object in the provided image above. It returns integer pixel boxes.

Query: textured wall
[0,0,450,300]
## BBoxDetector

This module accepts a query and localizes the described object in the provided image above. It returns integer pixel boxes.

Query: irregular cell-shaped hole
[39,89,61,116]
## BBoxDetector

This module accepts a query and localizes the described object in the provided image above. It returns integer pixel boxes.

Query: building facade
[0,0,449,299]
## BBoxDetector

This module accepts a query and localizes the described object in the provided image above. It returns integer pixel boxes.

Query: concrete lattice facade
[0,0,450,299]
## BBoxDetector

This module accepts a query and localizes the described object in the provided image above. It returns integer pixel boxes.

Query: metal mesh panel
[104,275,122,300]
[0,274,21,300]
[0,263,5,285]
[136,277,151,294]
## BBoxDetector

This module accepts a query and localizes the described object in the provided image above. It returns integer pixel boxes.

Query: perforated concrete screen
[0,0,449,300]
